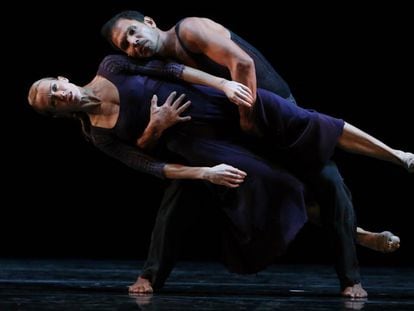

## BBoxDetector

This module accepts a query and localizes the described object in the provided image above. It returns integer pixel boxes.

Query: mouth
[139,40,151,56]
[140,44,147,55]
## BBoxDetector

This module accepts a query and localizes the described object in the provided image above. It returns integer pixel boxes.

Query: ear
[57,76,69,83]
[144,16,157,28]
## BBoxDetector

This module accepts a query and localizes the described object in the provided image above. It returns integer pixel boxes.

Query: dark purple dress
[92,55,344,273]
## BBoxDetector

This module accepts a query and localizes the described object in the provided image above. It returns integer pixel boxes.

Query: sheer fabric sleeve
[92,129,166,179]
[98,54,184,80]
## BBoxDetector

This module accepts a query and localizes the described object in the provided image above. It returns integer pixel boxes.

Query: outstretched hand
[221,80,254,108]
[149,92,192,132]
[203,164,247,188]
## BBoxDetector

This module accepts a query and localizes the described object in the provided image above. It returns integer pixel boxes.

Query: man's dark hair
[101,10,145,49]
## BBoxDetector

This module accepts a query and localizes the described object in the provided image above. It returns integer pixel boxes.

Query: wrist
[200,167,210,181]
[217,78,227,91]
[147,121,164,136]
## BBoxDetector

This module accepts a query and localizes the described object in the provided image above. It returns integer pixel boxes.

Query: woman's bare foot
[356,229,400,253]
[128,276,153,294]
[341,283,368,298]
[395,150,414,172]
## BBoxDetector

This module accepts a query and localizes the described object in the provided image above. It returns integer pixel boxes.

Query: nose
[132,38,141,47]
[54,90,67,100]
[127,35,140,47]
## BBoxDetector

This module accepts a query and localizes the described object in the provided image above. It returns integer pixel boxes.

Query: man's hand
[149,92,191,132]
[203,164,247,188]
[137,91,191,150]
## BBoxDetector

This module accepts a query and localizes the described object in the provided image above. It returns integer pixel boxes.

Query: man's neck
[157,28,178,58]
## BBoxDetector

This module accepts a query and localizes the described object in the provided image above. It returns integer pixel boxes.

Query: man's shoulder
[179,17,218,32]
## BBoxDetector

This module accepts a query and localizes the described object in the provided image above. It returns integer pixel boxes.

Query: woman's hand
[203,164,247,188]
[220,80,254,108]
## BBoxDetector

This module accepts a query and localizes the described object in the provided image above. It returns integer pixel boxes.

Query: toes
[387,239,400,251]
[407,153,414,172]
[131,286,153,294]
[390,235,400,243]
[380,231,400,253]
[395,150,414,172]
[403,152,414,172]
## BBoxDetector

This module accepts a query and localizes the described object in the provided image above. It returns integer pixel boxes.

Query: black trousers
[304,161,360,289]
[140,179,213,289]
[141,161,360,290]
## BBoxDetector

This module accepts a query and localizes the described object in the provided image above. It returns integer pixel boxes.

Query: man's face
[111,18,159,58]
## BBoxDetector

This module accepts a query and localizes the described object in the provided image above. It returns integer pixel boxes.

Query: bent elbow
[235,58,254,73]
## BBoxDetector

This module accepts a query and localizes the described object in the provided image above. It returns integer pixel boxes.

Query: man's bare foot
[343,299,366,310]
[128,276,153,294]
[341,283,368,298]
[356,229,400,253]
[132,294,153,307]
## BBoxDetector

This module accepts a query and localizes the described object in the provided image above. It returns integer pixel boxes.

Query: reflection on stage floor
[1,259,413,310]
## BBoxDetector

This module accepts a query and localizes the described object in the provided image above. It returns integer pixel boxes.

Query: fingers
[235,90,254,108]
[176,100,191,122]
[207,165,247,188]
[223,181,241,188]
[221,167,247,188]
[223,165,247,177]
[166,92,187,107]
[164,91,177,105]
[225,176,245,185]
[236,97,253,108]
[222,175,245,188]
[230,97,250,108]
[151,94,158,108]
[178,116,192,122]
[238,86,254,99]
[230,92,253,108]
[218,176,244,188]
[223,171,246,179]
[171,94,186,108]
[176,101,191,114]
[239,84,253,96]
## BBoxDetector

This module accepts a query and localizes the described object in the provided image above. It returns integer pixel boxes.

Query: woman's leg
[338,122,414,172]
[356,227,400,253]
[306,196,400,253]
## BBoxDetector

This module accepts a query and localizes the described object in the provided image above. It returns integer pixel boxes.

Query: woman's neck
[83,75,121,128]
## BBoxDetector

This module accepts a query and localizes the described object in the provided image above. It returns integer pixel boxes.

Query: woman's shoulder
[98,54,131,74]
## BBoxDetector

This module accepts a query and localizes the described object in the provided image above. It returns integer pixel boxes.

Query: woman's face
[31,77,83,113]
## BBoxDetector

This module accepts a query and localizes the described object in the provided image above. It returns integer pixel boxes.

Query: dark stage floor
[1,259,413,310]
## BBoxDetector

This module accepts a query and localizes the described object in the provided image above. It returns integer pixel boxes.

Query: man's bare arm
[179,18,257,101]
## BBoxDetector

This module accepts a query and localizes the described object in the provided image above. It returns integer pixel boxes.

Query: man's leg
[305,161,366,298]
[129,179,209,293]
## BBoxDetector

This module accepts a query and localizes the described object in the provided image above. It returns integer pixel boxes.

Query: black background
[4,1,413,267]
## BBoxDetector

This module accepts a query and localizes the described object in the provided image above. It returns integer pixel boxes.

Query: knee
[318,161,345,189]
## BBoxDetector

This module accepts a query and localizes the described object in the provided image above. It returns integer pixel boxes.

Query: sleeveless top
[175,19,291,98]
